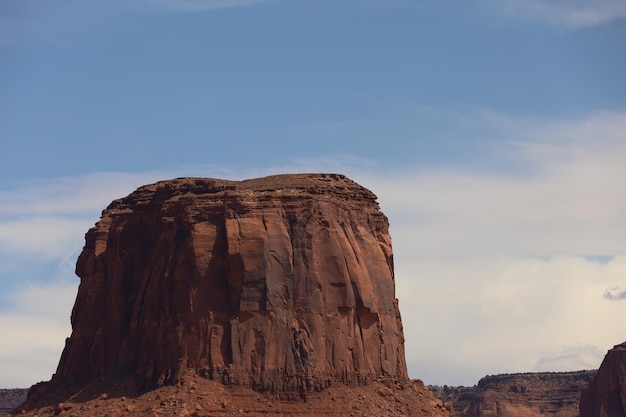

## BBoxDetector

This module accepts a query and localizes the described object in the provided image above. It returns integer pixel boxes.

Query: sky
[1,0,625,388]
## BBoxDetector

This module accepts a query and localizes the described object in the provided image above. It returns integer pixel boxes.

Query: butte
[14,174,456,417]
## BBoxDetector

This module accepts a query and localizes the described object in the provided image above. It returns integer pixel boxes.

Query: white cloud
[6,280,78,317]
[0,317,70,388]
[0,172,171,259]
[363,111,626,260]
[0,216,92,259]
[482,0,626,27]
[0,172,173,216]
[0,281,76,388]
[395,255,626,385]
[535,344,605,371]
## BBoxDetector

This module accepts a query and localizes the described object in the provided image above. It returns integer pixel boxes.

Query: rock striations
[430,371,596,417]
[53,174,408,394]
[580,342,626,417]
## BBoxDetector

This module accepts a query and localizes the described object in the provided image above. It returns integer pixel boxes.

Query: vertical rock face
[54,174,408,393]
[580,342,626,417]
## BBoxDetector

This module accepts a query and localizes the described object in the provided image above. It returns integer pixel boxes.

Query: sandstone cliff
[580,342,626,417]
[52,174,407,394]
[431,371,596,417]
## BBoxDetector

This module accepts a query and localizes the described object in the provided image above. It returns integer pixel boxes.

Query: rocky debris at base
[12,372,457,417]
[429,385,476,415]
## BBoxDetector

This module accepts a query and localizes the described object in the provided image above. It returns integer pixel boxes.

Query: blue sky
[1,0,625,388]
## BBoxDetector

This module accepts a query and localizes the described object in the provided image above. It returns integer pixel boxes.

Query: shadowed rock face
[580,342,626,417]
[54,174,408,393]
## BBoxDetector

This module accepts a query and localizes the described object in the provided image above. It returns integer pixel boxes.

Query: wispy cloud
[364,112,626,260]
[0,0,270,43]
[143,0,271,12]
[1,172,170,216]
[0,216,91,259]
[535,344,605,371]
[0,172,171,259]
[480,0,626,27]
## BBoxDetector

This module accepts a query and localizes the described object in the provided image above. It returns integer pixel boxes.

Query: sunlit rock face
[580,342,626,417]
[54,174,408,392]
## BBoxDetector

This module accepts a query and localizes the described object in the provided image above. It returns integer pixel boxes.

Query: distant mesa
[0,389,27,415]
[14,172,426,412]
[431,370,596,417]
[430,341,626,417]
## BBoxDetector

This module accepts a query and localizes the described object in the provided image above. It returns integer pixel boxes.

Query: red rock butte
[54,173,408,394]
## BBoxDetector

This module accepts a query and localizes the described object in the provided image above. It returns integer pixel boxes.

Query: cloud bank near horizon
[1,110,625,387]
